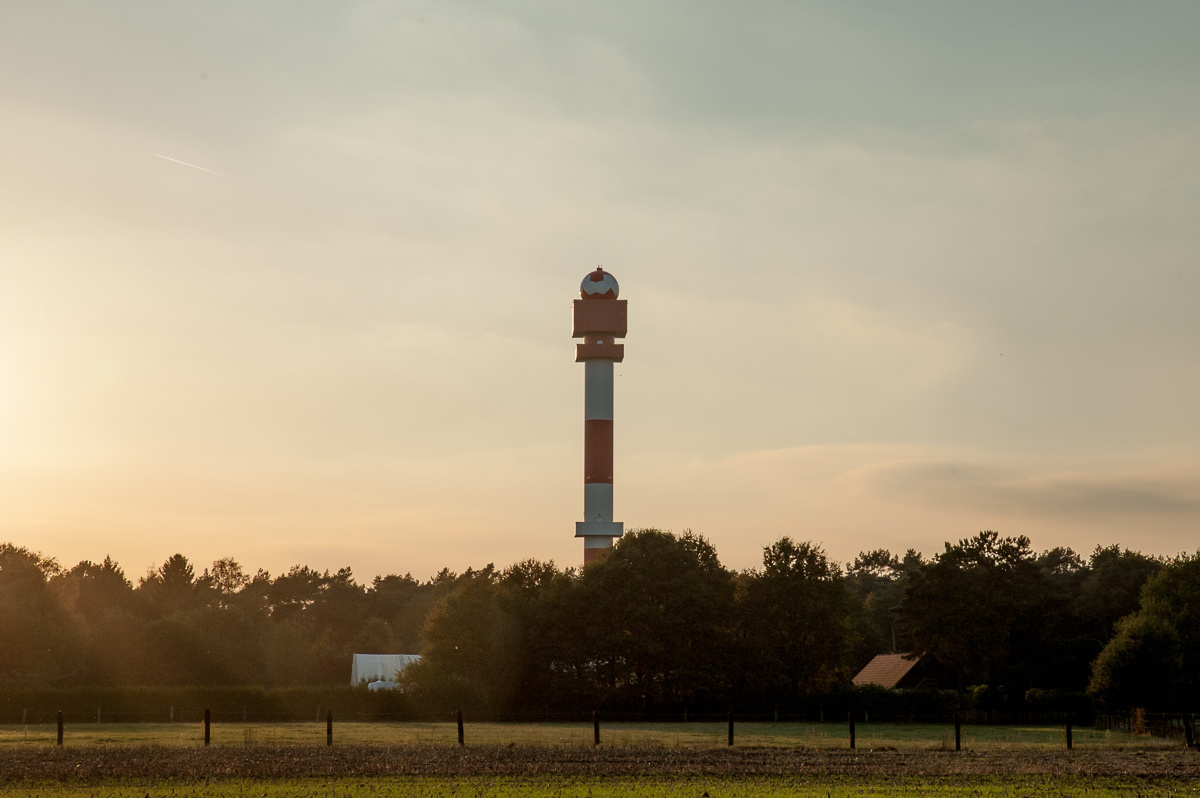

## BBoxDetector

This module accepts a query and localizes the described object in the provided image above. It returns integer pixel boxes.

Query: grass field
[0,719,1172,750]
[0,735,1194,797]
[0,721,1190,797]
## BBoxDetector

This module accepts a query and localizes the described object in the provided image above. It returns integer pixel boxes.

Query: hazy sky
[2,1,1198,582]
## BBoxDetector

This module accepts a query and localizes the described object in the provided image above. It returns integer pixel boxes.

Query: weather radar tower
[572,267,627,564]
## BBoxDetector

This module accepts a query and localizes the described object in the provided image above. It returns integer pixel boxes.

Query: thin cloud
[853,459,1200,518]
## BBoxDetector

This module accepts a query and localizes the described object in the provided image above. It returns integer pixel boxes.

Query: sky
[2,1,1199,583]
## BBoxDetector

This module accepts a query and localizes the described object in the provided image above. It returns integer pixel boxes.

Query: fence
[0,686,1191,750]
[1097,710,1197,745]
[0,707,1109,727]
[0,687,411,726]
[3,709,1192,752]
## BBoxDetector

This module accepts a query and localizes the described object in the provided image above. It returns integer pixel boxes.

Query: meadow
[0,721,1194,797]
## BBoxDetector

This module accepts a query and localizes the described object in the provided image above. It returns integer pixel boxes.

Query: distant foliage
[0,534,1184,712]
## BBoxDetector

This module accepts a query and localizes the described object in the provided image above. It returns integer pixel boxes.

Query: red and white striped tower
[572,267,627,564]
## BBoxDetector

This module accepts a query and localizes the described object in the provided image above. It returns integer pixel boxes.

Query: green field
[0,719,1169,750]
[0,727,1194,797]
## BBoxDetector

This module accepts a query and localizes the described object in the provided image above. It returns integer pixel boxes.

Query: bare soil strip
[0,745,1197,781]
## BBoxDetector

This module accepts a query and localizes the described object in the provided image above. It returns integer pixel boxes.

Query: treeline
[0,544,471,687]
[1,531,1196,715]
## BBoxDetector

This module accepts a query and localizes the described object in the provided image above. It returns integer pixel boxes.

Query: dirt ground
[1,744,1197,781]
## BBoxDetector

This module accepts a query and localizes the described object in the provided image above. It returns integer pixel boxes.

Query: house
[851,652,935,689]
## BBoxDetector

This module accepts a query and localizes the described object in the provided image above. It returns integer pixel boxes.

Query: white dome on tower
[580,267,619,300]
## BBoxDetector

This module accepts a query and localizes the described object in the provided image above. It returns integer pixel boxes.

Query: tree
[267,565,327,625]
[52,557,139,684]
[1089,551,1200,709]
[570,529,735,710]
[139,554,199,616]
[367,573,428,653]
[899,531,1052,697]
[55,556,134,622]
[259,564,373,684]
[739,538,849,703]
[1029,546,1093,691]
[844,548,924,669]
[1075,545,1163,645]
[404,572,522,712]
[1089,613,1182,709]
[495,560,576,710]
[0,544,79,685]
[307,566,370,683]
[199,557,250,607]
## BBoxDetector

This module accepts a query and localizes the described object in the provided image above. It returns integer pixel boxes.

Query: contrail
[154,153,230,178]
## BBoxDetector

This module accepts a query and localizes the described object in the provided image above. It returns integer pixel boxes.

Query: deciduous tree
[740,538,848,703]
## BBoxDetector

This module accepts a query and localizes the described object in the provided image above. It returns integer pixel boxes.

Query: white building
[351,653,421,686]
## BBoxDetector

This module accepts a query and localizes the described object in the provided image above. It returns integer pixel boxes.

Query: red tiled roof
[851,652,923,688]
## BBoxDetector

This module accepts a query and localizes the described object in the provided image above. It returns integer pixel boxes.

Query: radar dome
[580,267,619,300]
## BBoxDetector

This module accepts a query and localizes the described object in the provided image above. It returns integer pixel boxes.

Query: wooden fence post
[457,709,464,746]
[56,710,63,746]
[727,712,734,747]
[954,712,961,751]
[204,709,211,746]
[327,710,333,746]
[1184,713,1195,749]
[593,710,600,747]
[848,711,856,750]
